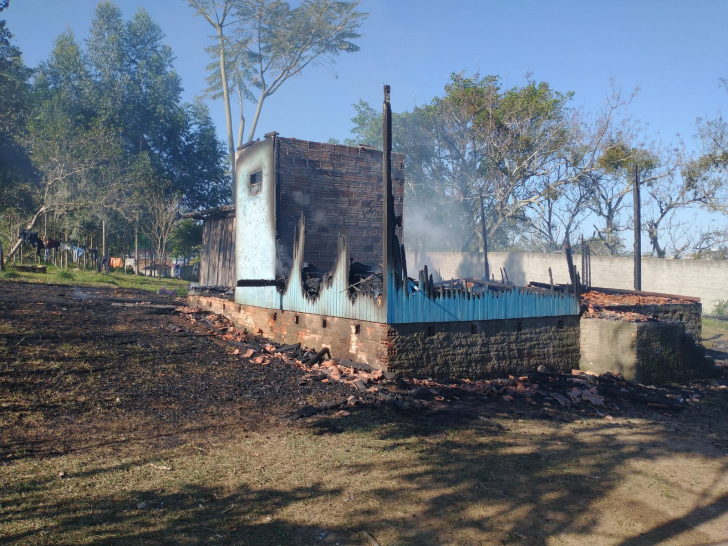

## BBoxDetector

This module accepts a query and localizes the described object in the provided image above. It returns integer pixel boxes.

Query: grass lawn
[0,264,189,297]
[0,281,726,544]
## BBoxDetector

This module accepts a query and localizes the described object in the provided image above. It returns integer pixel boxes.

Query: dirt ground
[1,280,727,545]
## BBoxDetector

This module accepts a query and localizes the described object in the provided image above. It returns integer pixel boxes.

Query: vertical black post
[382,85,393,305]
[479,189,489,281]
[633,164,641,291]
[134,216,139,275]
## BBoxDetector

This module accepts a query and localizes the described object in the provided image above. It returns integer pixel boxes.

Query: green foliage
[0,15,35,214]
[170,218,203,259]
[346,72,589,252]
[0,1,229,268]
[711,299,728,316]
[192,0,367,144]
[56,269,74,280]
[2,270,19,279]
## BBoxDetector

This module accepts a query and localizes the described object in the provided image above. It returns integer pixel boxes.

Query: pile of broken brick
[176,306,723,422]
[581,290,691,323]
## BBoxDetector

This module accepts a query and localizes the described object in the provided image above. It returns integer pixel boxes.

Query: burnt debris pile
[347,261,383,302]
[301,262,329,298]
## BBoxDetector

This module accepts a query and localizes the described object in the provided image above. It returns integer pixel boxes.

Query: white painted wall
[235,138,276,282]
[408,251,728,313]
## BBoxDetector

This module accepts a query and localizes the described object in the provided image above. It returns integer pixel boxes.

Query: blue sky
[4,0,727,152]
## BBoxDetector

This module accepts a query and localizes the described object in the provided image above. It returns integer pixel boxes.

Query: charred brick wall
[276,137,405,273]
[187,296,581,378]
[188,295,390,368]
[385,316,581,378]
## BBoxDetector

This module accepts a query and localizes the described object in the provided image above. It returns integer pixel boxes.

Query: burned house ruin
[188,87,581,377]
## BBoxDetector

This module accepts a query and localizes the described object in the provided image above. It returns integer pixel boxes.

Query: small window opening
[272,312,277,321]
[295,315,299,325]
[471,323,478,334]
[679,313,684,322]
[427,326,435,336]
[354,324,361,334]
[517,321,523,332]
[322,318,327,328]
[249,170,262,195]
[558,320,564,329]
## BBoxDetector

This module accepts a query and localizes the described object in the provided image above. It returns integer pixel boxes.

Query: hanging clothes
[19,230,39,246]
[72,246,85,262]
[109,257,123,269]
[44,238,60,250]
[98,255,110,274]
[60,242,71,252]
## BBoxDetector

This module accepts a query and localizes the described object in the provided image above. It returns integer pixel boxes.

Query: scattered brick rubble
[582,290,689,322]
[175,306,727,423]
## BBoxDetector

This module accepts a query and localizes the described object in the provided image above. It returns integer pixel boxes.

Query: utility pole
[134,214,139,275]
[480,189,489,281]
[102,218,106,274]
[633,164,641,291]
[382,84,393,308]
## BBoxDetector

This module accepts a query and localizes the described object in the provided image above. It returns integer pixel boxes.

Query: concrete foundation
[188,295,580,378]
[580,318,712,384]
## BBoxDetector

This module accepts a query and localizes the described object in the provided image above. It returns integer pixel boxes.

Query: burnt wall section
[187,296,580,378]
[386,316,580,378]
[189,295,390,368]
[580,318,716,384]
[276,137,405,273]
[200,212,236,287]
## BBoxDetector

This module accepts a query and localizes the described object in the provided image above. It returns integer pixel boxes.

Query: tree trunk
[479,189,489,281]
[217,28,237,205]
[237,93,245,148]
[134,219,139,275]
[247,93,266,144]
[3,206,47,265]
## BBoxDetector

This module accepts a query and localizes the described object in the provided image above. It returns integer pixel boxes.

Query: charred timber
[236,279,286,288]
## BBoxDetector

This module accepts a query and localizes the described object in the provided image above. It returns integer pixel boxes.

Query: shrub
[2,270,20,279]
[57,269,74,280]
[711,299,728,316]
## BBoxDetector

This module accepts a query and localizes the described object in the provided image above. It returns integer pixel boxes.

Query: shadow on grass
[303,402,728,545]
[1,459,343,545]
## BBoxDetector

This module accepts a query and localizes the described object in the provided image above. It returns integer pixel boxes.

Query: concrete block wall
[580,318,713,384]
[277,138,405,272]
[387,316,581,379]
[411,251,728,313]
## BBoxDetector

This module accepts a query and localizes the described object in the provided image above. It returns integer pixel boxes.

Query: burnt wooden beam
[236,279,286,288]
[382,84,393,305]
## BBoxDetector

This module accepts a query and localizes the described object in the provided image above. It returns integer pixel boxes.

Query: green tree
[186,0,239,195]
[347,74,630,255]
[188,0,367,201]
[170,218,203,259]
[0,4,35,216]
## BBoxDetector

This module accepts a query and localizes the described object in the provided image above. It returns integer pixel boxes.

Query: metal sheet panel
[386,269,579,323]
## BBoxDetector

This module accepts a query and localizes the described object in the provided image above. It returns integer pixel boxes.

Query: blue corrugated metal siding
[236,231,387,322]
[235,231,579,322]
[386,271,579,323]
